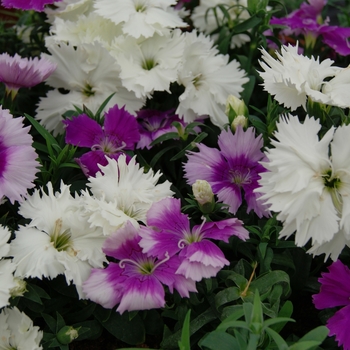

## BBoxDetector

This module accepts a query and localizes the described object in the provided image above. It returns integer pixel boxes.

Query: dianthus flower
[259,43,350,111]
[0,225,16,309]
[0,107,39,204]
[83,221,197,313]
[184,127,269,217]
[139,197,249,281]
[0,53,56,98]
[136,108,193,149]
[64,104,140,177]
[0,306,43,350]
[257,114,350,260]
[9,182,106,298]
[270,0,350,56]
[1,0,61,12]
[79,155,174,235]
[313,260,350,349]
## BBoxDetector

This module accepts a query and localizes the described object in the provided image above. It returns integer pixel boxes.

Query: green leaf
[150,132,180,146]
[289,340,326,350]
[42,314,57,333]
[150,145,178,168]
[24,283,50,305]
[215,286,241,308]
[231,15,262,33]
[170,133,208,161]
[199,331,239,350]
[94,306,145,345]
[296,326,329,345]
[178,310,191,350]
[264,327,288,350]
[249,270,290,296]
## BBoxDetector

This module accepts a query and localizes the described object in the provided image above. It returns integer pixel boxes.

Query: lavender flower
[64,104,140,177]
[83,222,197,314]
[0,53,56,97]
[1,0,62,11]
[0,107,39,204]
[313,260,350,349]
[184,127,269,217]
[139,197,249,282]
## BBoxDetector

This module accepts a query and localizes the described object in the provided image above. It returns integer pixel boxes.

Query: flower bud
[57,326,79,345]
[231,114,248,132]
[192,180,215,213]
[225,95,249,124]
[10,277,27,298]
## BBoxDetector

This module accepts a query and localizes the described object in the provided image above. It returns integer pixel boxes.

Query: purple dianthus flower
[313,260,350,349]
[184,127,269,217]
[83,221,197,314]
[64,104,140,177]
[139,197,249,282]
[1,0,62,11]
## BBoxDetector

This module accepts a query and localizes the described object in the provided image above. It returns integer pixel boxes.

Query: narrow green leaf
[264,327,288,350]
[199,331,239,350]
[178,310,191,350]
[41,314,57,333]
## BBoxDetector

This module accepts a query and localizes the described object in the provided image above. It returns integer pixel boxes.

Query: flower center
[142,58,158,71]
[82,82,95,97]
[91,138,126,154]
[50,219,73,252]
[119,252,170,275]
[229,168,251,186]
[323,169,343,215]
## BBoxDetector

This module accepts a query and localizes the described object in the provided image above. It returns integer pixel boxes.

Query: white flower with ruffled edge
[0,307,43,350]
[257,114,350,260]
[80,155,174,236]
[9,182,106,298]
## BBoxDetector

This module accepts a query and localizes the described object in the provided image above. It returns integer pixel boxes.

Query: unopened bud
[10,277,27,298]
[57,326,79,344]
[231,115,248,131]
[225,95,249,124]
[192,180,214,205]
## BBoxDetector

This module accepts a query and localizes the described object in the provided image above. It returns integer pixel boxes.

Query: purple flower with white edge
[83,221,197,313]
[136,109,192,150]
[64,104,140,177]
[0,106,39,204]
[184,127,270,218]
[0,53,56,98]
[313,260,350,349]
[139,197,249,282]
[1,0,62,11]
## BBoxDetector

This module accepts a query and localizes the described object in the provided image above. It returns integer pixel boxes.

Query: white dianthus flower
[36,42,144,135]
[257,114,350,260]
[80,155,174,236]
[94,0,186,38]
[176,31,249,127]
[10,182,106,298]
[258,43,340,110]
[0,307,43,350]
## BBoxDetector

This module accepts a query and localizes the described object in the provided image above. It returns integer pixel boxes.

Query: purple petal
[117,275,165,313]
[77,151,108,177]
[313,260,350,309]
[321,26,350,56]
[83,264,126,309]
[215,183,242,214]
[184,144,224,185]
[218,127,264,163]
[146,197,190,237]
[104,105,140,149]
[176,258,222,281]
[198,218,249,242]
[64,114,103,148]
[327,305,350,350]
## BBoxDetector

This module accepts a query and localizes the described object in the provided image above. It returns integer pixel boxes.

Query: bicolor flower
[257,114,350,260]
[184,127,269,217]
[64,104,140,177]
[0,53,56,98]
[0,107,39,204]
[139,197,249,281]
[83,221,197,313]
[313,260,350,349]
